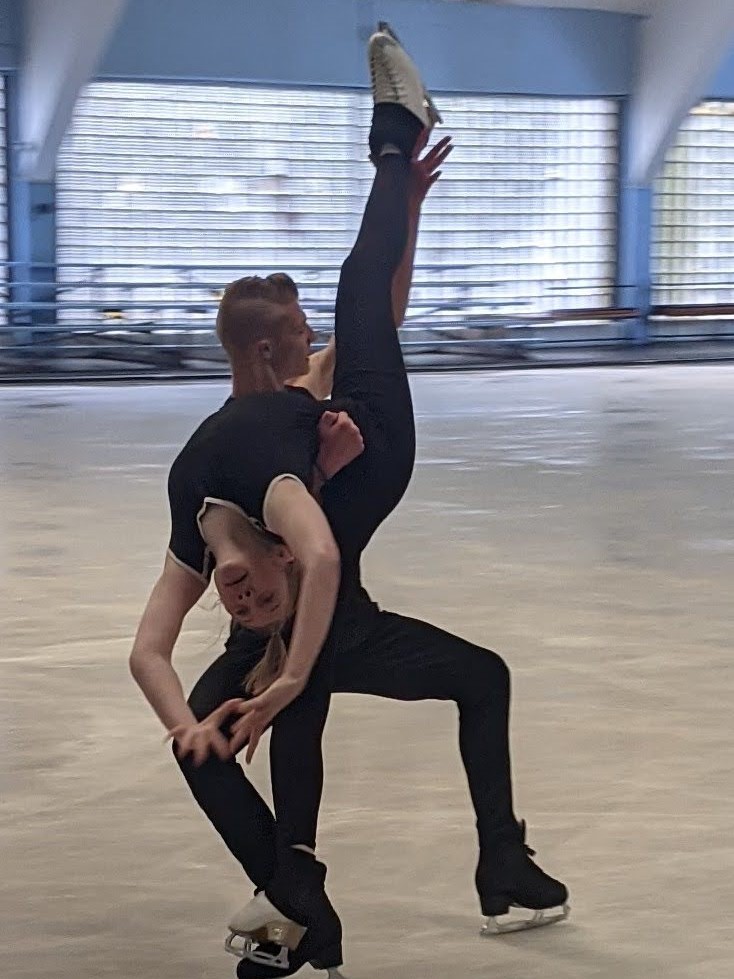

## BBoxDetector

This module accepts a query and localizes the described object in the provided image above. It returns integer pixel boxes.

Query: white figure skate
[225,891,305,967]
[368,22,442,130]
[225,892,349,977]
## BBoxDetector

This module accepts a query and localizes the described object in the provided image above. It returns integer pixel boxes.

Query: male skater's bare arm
[288,337,336,401]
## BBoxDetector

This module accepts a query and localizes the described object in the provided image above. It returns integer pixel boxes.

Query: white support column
[628,0,734,187]
[17,0,129,181]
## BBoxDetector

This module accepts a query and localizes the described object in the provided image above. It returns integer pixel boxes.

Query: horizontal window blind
[56,82,618,333]
[652,101,734,306]
[0,76,7,322]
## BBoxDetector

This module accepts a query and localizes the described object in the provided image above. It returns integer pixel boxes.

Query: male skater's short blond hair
[216,273,299,361]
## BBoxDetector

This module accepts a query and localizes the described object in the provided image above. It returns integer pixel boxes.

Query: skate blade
[424,95,443,126]
[225,931,255,960]
[224,932,290,968]
[246,919,305,949]
[481,902,570,936]
[225,920,306,965]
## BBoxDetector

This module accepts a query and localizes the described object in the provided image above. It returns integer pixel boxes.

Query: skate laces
[385,53,407,101]
[371,39,408,101]
[517,819,536,858]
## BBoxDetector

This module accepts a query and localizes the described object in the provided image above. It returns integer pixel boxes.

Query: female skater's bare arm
[264,478,341,685]
[289,137,453,400]
[129,557,243,762]
[391,135,453,327]
[227,479,341,761]
[291,208,420,403]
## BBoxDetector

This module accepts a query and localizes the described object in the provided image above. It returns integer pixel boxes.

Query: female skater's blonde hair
[243,560,301,695]
[200,501,302,696]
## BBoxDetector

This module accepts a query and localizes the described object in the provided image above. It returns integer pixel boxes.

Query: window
[653,101,734,306]
[0,76,7,319]
[56,82,618,342]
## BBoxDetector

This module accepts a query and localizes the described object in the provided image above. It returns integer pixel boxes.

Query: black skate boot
[476,820,570,935]
[227,850,345,976]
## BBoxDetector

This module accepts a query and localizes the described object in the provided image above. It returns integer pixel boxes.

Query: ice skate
[477,821,570,936]
[368,23,441,130]
[234,939,348,979]
[227,850,344,975]
[225,891,306,966]
[376,20,442,125]
[227,894,345,976]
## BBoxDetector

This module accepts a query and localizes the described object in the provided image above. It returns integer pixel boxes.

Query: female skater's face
[199,505,295,630]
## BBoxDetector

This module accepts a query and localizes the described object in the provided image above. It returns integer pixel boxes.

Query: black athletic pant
[182,607,515,894]
[177,117,517,901]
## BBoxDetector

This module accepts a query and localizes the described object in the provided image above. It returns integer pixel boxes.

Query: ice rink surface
[1,366,732,979]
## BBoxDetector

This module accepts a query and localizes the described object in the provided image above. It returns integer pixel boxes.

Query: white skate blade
[481,902,570,936]
[224,931,294,969]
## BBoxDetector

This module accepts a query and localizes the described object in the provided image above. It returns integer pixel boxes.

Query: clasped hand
[168,674,306,766]
[316,409,364,479]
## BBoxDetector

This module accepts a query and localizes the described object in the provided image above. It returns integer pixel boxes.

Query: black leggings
[177,124,517,898]
[180,607,516,897]
[324,151,417,565]
[179,143,423,875]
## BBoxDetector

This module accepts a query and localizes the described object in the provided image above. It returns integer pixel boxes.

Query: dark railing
[1,261,731,379]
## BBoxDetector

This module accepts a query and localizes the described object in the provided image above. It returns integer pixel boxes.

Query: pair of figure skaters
[130,24,569,978]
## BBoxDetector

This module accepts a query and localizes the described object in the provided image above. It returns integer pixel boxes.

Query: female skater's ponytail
[243,628,288,695]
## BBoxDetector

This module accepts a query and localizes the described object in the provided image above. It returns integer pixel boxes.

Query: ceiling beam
[16,0,129,181]
[628,0,734,186]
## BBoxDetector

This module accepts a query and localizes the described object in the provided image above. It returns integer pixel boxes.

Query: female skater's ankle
[368,102,423,158]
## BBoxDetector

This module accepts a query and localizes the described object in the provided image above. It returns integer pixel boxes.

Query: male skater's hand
[228,675,306,763]
[409,134,453,206]
[167,698,245,766]
[316,409,364,480]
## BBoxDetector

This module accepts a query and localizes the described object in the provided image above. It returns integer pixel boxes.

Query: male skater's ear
[257,339,273,361]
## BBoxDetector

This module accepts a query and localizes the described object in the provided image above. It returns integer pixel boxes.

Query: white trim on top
[166,547,210,586]
[195,496,267,539]
[196,475,306,541]
[262,474,306,528]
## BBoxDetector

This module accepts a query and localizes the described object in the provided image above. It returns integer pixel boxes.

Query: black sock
[368,103,424,159]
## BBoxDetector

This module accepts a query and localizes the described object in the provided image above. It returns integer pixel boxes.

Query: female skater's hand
[167,698,245,767]
[316,409,364,480]
[409,135,453,205]
[228,675,306,763]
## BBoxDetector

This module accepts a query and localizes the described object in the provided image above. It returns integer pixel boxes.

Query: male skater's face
[272,302,315,381]
[200,505,295,630]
